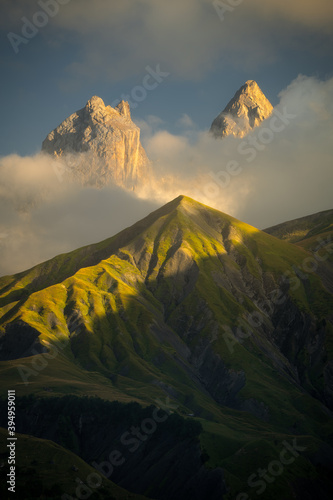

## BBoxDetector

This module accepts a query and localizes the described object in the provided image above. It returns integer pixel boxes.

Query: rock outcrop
[210,80,273,139]
[42,96,151,189]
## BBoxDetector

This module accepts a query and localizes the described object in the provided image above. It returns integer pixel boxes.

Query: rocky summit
[42,96,151,189]
[210,80,273,139]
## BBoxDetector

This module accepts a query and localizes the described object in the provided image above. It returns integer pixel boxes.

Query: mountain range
[40,80,273,195]
[0,195,333,499]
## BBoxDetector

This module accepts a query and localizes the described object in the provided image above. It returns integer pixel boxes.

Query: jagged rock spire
[210,80,273,139]
[42,96,150,189]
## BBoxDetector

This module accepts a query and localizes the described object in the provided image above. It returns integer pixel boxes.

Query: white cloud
[176,114,195,129]
[138,75,333,228]
[0,153,159,276]
[134,115,165,139]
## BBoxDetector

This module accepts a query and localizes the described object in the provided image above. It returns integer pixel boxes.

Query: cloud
[2,1,332,84]
[0,153,61,212]
[250,0,333,32]
[137,74,333,228]
[45,0,333,82]
[135,115,165,139]
[176,114,196,129]
[0,153,159,276]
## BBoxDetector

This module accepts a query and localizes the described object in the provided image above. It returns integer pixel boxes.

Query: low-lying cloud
[0,155,159,276]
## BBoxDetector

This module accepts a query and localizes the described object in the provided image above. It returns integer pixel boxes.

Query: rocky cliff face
[42,96,151,189]
[210,80,273,138]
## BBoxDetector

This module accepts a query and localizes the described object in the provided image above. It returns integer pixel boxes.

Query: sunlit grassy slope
[264,208,333,253]
[1,196,333,499]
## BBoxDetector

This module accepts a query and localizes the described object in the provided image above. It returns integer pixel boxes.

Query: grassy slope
[1,197,332,418]
[0,427,148,499]
[264,207,333,268]
[1,198,331,406]
[1,196,333,499]
[0,196,187,319]
[264,208,333,244]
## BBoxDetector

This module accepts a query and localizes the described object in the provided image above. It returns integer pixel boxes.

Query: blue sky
[1,0,332,156]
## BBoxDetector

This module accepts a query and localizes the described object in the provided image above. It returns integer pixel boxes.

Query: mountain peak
[86,95,105,110]
[42,96,149,189]
[244,79,259,88]
[84,96,131,121]
[210,80,273,139]
[115,100,131,119]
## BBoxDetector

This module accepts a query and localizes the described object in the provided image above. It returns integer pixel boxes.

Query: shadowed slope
[1,196,333,499]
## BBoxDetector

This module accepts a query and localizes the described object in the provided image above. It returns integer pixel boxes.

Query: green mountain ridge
[0,195,333,499]
[264,208,333,246]
[264,208,333,297]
